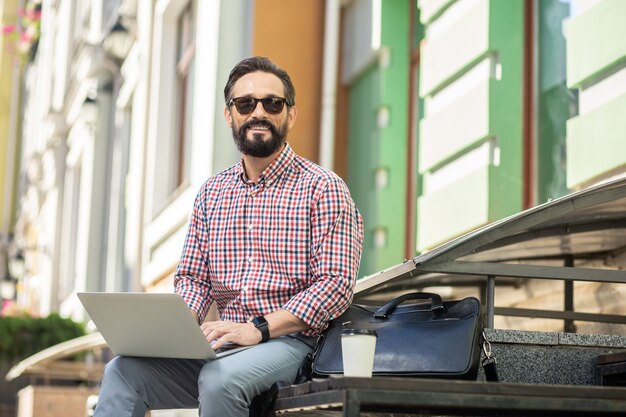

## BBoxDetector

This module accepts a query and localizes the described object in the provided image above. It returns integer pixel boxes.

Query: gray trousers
[93,336,313,417]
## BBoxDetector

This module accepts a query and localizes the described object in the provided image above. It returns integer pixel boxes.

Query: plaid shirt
[174,144,363,334]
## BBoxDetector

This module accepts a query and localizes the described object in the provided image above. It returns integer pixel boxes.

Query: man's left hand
[201,320,261,349]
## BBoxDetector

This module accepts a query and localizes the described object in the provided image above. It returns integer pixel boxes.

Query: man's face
[224,71,297,158]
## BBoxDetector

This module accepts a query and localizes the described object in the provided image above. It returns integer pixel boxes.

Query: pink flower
[19,31,33,43]
[26,10,42,20]
[18,8,41,20]
[1,299,16,317]
[2,25,17,34]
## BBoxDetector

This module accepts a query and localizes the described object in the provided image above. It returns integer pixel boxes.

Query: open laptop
[77,292,248,360]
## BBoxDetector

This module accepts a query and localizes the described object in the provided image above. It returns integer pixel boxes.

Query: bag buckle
[481,331,499,382]
[432,304,447,314]
[482,331,493,359]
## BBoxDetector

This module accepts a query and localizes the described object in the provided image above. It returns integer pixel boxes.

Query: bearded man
[94,56,364,417]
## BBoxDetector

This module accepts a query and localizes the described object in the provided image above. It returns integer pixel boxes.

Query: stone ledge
[484,328,626,348]
[479,329,626,385]
[559,332,626,348]
[485,328,558,345]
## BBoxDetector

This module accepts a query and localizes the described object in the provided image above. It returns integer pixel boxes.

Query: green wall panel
[487,0,524,218]
[347,0,410,276]
[487,0,524,129]
[378,0,410,269]
[566,93,626,188]
[565,0,626,89]
[347,67,380,277]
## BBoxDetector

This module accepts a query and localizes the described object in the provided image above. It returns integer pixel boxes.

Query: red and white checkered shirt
[174,144,364,334]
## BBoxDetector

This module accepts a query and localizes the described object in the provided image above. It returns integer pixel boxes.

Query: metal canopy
[356,176,626,298]
[5,332,106,382]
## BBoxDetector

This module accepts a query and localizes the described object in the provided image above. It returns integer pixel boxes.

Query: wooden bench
[597,351,626,386]
[272,377,626,416]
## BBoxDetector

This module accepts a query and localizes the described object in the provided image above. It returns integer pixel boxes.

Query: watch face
[252,316,269,342]
[252,316,268,328]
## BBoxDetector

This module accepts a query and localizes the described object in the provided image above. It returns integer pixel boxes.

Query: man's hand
[199,309,309,349]
[200,320,261,349]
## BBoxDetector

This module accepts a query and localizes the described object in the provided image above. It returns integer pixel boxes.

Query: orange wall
[253,0,325,163]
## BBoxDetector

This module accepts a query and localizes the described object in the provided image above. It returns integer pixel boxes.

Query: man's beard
[231,119,288,158]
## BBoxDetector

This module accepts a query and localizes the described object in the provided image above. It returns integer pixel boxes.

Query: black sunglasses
[228,96,288,115]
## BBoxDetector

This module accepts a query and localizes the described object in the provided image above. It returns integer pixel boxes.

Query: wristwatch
[250,316,270,343]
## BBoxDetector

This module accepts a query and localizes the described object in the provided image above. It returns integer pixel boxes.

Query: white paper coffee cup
[341,328,377,377]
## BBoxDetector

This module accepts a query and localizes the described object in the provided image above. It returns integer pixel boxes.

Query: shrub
[0,313,85,364]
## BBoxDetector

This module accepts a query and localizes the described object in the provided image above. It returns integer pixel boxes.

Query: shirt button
[248,256,253,263]
[248,224,253,230]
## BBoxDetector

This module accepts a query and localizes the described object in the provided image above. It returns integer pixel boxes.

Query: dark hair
[224,57,296,107]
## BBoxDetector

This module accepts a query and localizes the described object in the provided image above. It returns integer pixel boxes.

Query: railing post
[564,255,576,333]
[486,275,496,329]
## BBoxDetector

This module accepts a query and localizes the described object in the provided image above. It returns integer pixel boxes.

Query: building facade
[2,0,625,333]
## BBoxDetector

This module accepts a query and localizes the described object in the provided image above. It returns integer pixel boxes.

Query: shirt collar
[237,143,296,188]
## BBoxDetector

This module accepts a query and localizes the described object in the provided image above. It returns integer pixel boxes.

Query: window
[172,1,196,194]
[143,0,200,285]
[149,0,197,217]
[59,162,81,299]
[534,0,573,202]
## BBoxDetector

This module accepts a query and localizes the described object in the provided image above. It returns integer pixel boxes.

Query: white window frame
[143,0,220,287]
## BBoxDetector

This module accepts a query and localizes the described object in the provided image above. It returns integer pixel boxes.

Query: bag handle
[373,292,446,319]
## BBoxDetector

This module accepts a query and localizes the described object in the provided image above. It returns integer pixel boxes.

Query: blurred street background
[1,0,626,416]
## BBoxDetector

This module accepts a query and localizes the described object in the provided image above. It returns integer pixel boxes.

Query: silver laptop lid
[77,292,216,360]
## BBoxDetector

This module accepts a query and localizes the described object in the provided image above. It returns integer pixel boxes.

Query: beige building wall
[253,0,325,163]
[0,0,19,241]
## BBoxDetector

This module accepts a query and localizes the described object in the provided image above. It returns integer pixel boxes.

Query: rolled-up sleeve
[282,178,364,332]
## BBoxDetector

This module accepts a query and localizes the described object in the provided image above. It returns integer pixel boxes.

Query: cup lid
[341,328,377,337]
